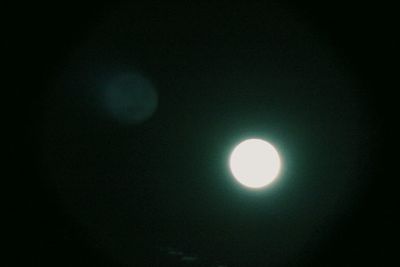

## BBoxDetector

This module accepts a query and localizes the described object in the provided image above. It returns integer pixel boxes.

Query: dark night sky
[9,1,394,266]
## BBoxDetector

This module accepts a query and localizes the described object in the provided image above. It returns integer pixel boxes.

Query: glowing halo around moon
[229,139,282,189]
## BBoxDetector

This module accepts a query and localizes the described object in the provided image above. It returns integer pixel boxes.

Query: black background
[8,1,394,266]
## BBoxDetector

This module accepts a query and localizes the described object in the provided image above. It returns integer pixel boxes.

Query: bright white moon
[229,139,281,189]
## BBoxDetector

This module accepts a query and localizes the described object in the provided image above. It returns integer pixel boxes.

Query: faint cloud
[160,245,228,265]
[181,255,198,262]
[168,250,184,256]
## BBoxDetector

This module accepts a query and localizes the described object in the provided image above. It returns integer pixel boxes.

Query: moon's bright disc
[229,139,281,189]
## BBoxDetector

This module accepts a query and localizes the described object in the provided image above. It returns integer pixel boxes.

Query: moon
[229,139,281,189]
